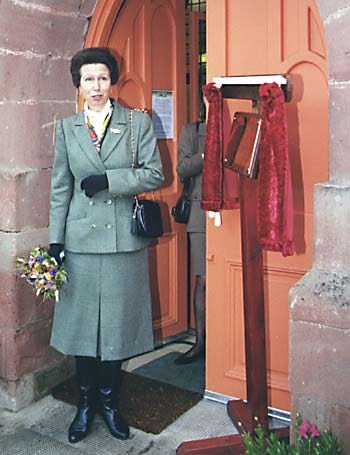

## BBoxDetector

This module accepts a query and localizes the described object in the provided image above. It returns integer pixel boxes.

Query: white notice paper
[152,90,174,139]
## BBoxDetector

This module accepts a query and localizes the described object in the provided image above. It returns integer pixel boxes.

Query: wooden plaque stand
[177,75,292,455]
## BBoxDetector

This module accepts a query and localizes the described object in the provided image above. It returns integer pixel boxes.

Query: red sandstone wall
[0,0,97,410]
[290,1,350,450]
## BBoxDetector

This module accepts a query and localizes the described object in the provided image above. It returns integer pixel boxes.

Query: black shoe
[174,346,205,365]
[98,387,130,440]
[68,385,96,443]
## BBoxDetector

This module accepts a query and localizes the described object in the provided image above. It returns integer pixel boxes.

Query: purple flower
[50,269,57,276]
[299,420,311,438]
[310,424,320,438]
[37,256,44,263]
[28,258,35,268]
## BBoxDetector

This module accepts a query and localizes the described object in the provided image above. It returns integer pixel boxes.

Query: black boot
[97,360,130,440]
[68,356,97,444]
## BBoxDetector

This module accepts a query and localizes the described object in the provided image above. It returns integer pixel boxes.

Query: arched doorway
[85,0,188,341]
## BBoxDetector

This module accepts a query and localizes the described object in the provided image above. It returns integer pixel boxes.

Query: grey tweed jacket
[49,100,164,253]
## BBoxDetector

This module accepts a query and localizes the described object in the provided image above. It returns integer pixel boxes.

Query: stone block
[324,11,350,81]
[0,0,87,57]
[16,320,59,379]
[0,318,57,381]
[31,0,85,14]
[0,273,18,327]
[0,327,18,380]
[34,355,74,399]
[0,102,75,169]
[329,48,350,83]
[292,393,350,453]
[0,374,35,411]
[0,229,48,274]
[313,184,350,269]
[0,168,50,231]
[0,271,55,329]
[79,0,98,17]
[290,271,350,328]
[328,85,350,182]
[16,278,54,328]
[290,319,350,407]
[290,268,350,449]
[0,356,72,411]
[0,53,75,102]
[317,0,350,21]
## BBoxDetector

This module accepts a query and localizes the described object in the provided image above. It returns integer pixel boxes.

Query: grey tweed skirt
[189,232,206,276]
[50,249,154,361]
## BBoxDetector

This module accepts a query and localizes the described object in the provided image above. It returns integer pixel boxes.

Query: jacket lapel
[73,111,106,174]
[100,102,129,162]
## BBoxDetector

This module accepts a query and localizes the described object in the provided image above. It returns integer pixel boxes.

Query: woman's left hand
[81,174,108,197]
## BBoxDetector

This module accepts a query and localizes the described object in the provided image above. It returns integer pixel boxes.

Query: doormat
[132,351,205,394]
[51,370,202,434]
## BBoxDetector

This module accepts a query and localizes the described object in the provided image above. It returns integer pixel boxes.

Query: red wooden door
[206,0,328,412]
[86,0,187,340]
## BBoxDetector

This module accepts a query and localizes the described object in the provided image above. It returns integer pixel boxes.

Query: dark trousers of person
[68,356,129,444]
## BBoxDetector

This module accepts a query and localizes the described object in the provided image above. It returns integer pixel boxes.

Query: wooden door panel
[207,0,328,411]
[87,0,187,340]
[149,235,183,339]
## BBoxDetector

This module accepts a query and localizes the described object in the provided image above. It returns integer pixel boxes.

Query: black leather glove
[81,174,108,198]
[48,243,64,266]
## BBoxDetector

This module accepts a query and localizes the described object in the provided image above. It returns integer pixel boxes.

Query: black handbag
[131,197,164,238]
[129,110,163,238]
[171,177,191,224]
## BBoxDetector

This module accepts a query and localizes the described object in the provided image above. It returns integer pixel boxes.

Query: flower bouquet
[242,413,344,454]
[17,246,67,302]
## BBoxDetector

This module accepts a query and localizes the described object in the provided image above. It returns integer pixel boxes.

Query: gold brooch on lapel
[110,128,121,134]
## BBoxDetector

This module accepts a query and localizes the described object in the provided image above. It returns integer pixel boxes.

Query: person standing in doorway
[48,47,164,443]
[174,97,207,365]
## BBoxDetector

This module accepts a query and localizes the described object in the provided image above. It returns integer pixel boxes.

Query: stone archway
[1,6,349,451]
[290,1,350,449]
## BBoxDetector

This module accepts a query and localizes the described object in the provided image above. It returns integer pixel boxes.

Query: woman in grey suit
[174,114,206,364]
[48,48,163,443]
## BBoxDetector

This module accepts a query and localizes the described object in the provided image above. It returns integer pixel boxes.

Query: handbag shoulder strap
[180,121,200,193]
[129,109,141,210]
[194,120,200,155]
[129,109,156,202]
[129,109,136,169]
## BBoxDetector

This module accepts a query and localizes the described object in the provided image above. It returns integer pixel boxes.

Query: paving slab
[0,395,238,455]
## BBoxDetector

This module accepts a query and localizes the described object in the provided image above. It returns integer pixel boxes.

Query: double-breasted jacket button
[91,224,96,229]
[106,199,112,205]
[89,201,95,206]
[106,224,112,229]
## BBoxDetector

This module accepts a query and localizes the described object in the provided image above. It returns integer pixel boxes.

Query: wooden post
[227,175,268,433]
